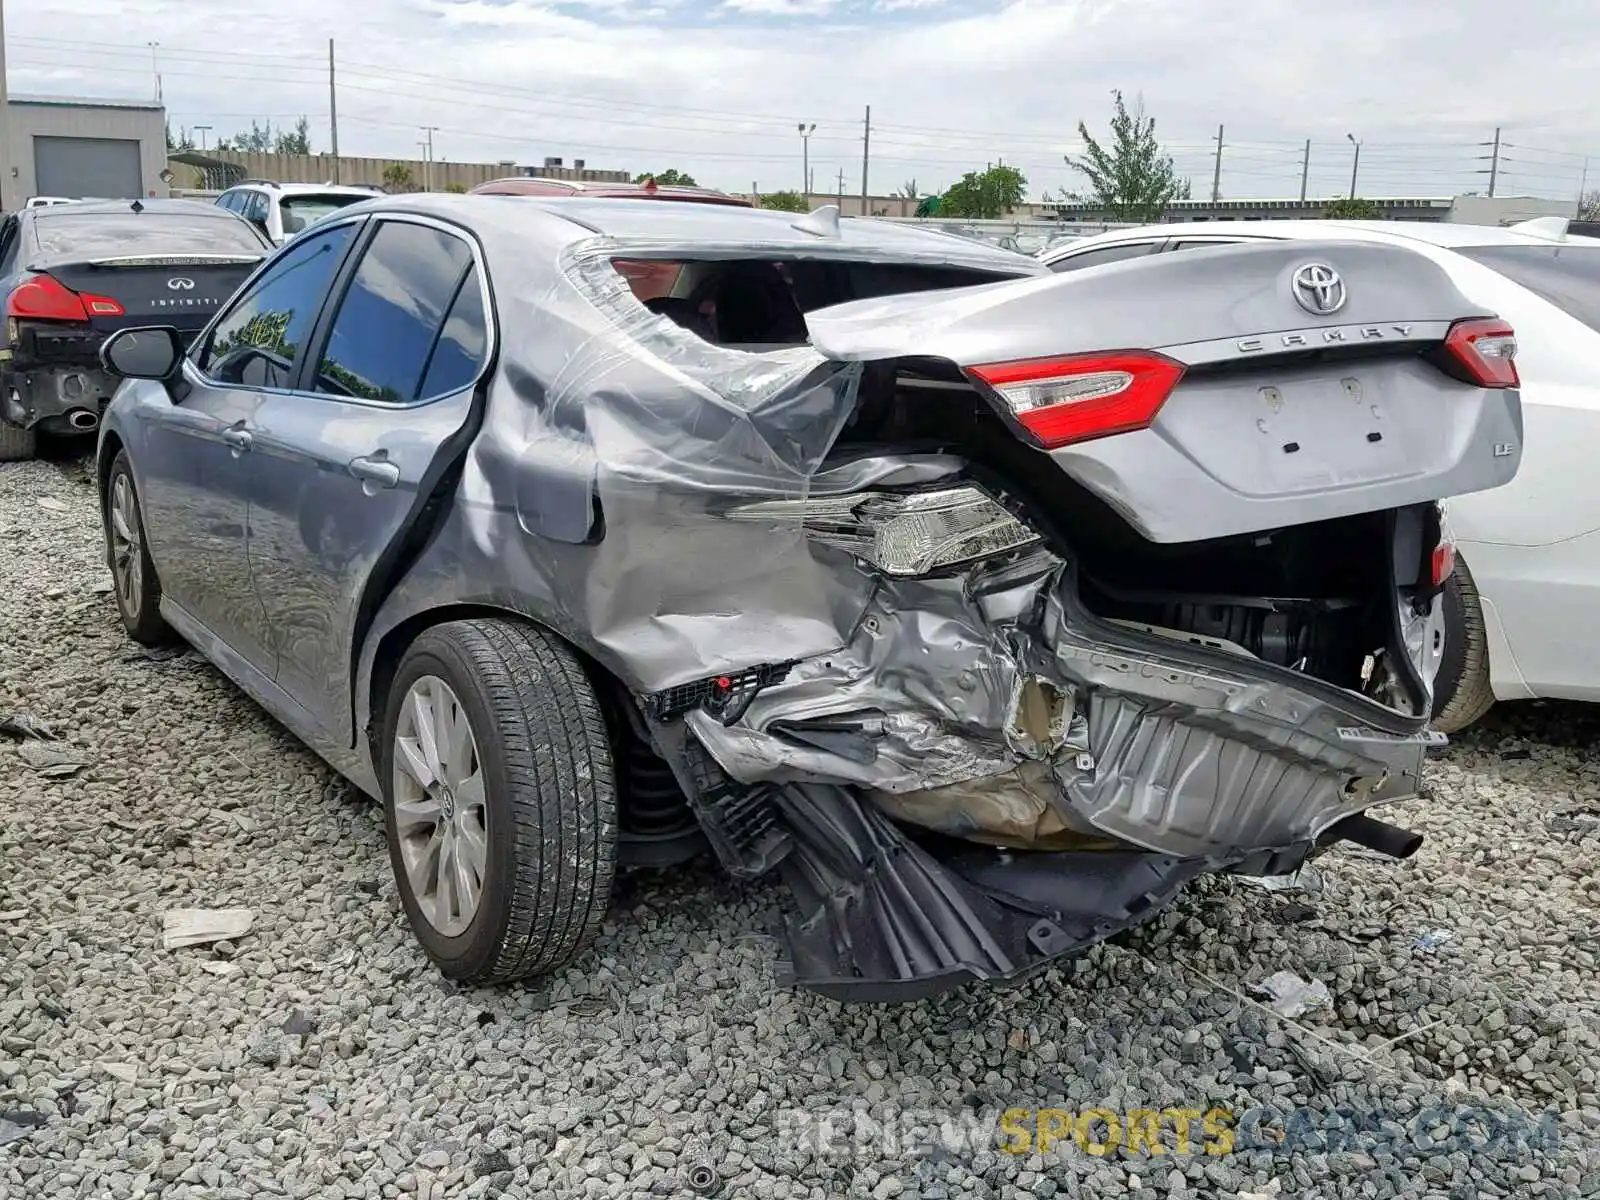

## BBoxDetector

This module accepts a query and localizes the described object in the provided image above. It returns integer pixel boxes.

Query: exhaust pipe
[66,409,98,431]
[1325,813,1424,860]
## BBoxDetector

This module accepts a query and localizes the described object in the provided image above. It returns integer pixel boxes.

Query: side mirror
[100,326,184,381]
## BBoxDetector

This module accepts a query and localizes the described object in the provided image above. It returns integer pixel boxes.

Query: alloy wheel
[109,474,144,618]
[392,674,488,937]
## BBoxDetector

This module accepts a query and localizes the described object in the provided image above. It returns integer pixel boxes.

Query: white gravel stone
[2,452,1598,1199]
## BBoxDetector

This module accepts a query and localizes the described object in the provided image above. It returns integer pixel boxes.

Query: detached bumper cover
[775,782,1210,1002]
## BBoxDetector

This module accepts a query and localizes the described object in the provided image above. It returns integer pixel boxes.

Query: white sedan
[1042,217,1600,732]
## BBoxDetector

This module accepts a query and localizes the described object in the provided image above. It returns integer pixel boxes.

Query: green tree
[1066,89,1190,221]
[164,119,194,153]
[1577,189,1600,221]
[382,163,416,193]
[760,190,810,213]
[936,164,1027,219]
[634,168,697,187]
[443,182,467,194]
[1323,196,1381,219]
[274,116,312,155]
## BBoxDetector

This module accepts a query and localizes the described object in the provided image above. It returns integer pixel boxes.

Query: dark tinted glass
[311,221,473,404]
[417,265,488,399]
[1047,242,1157,272]
[198,224,355,388]
[1454,244,1600,333]
[30,211,267,258]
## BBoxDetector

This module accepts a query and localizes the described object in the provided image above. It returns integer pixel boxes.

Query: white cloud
[9,0,1599,203]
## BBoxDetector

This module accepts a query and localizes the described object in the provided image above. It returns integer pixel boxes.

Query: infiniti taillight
[1442,318,1518,389]
[3,274,123,323]
[965,350,1186,449]
[6,274,88,322]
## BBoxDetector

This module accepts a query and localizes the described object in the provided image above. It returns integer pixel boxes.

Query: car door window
[417,265,489,399]
[0,216,19,274]
[1169,238,1250,252]
[309,220,476,404]
[244,192,270,228]
[196,223,356,389]
[1047,242,1159,272]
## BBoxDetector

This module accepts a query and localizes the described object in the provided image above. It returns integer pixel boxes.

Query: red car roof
[469,177,753,207]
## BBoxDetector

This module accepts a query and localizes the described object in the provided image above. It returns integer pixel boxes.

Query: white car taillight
[726,486,1040,576]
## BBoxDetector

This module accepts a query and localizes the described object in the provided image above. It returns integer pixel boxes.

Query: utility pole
[1579,156,1590,210]
[861,105,871,215]
[797,122,814,199]
[148,41,162,104]
[0,0,13,212]
[194,124,212,152]
[328,39,340,184]
[421,126,438,191]
[835,167,845,207]
[1299,138,1310,202]
[1486,126,1501,198]
[1346,133,1361,199]
[1210,124,1224,204]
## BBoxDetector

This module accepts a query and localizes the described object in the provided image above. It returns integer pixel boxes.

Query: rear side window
[310,220,477,404]
[417,265,489,399]
[29,212,267,258]
[1047,242,1158,272]
[198,224,355,388]
[1454,245,1600,333]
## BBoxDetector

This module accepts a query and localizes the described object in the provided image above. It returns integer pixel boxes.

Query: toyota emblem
[167,277,195,291]
[1290,262,1346,316]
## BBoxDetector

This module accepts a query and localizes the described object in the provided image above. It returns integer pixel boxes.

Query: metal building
[3,95,168,207]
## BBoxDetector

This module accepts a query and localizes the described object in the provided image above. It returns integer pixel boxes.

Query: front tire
[1431,555,1495,733]
[104,451,174,646]
[0,422,36,462]
[380,619,617,985]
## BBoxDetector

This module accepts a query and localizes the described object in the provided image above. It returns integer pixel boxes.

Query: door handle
[348,454,400,489]
[221,427,252,452]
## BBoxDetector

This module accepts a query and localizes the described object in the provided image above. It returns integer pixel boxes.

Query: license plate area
[1155,365,1421,498]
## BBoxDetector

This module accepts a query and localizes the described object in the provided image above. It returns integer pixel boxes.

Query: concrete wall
[168,150,631,192]
[6,99,168,202]
[1448,195,1578,226]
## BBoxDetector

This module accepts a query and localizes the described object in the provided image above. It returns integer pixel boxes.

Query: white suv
[214,180,381,245]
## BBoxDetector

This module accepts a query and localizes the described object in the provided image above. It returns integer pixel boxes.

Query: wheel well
[96,431,124,512]
[364,605,630,764]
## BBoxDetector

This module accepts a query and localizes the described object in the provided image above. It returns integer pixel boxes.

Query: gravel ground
[2,449,1598,1200]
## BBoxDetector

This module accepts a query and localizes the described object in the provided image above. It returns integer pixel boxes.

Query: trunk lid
[45,256,259,339]
[807,239,1525,543]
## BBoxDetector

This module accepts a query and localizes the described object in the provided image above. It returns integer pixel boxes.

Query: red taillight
[966,351,1186,449]
[7,274,88,322]
[1443,318,1519,389]
[81,293,125,317]
[1431,541,1456,588]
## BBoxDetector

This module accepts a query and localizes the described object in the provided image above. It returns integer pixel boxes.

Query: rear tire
[0,422,36,462]
[1431,554,1495,733]
[380,619,617,985]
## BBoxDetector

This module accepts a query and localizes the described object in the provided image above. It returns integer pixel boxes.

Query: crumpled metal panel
[350,199,1462,867]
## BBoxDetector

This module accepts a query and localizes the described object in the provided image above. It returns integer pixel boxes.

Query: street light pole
[1346,132,1361,199]
[798,122,814,199]
[148,41,162,104]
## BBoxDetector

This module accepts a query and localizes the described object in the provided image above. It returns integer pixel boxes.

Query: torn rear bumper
[775,781,1211,1002]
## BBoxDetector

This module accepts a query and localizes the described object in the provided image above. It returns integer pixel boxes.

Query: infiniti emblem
[167,276,195,291]
[1290,262,1346,316]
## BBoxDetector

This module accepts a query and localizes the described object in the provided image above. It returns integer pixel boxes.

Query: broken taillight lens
[1431,541,1457,588]
[726,485,1040,576]
[1442,318,1518,389]
[966,350,1186,449]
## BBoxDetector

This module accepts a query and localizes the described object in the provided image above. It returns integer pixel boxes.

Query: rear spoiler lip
[28,252,267,271]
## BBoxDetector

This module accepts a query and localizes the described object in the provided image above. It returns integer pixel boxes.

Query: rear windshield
[1454,244,1600,333]
[30,212,266,260]
[280,193,368,233]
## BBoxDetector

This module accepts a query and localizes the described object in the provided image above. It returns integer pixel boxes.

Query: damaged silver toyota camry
[93,195,1524,1001]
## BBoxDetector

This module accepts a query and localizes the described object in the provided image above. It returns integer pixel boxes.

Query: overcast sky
[7,0,1599,202]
